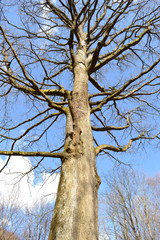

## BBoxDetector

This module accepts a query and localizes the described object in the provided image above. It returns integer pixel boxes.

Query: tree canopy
[0,0,159,164]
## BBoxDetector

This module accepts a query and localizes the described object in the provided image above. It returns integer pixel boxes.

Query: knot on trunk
[64,124,83,155]
[73,124,82,146]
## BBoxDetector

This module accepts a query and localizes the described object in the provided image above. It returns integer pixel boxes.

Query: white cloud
[38,0,58,37]
[99,232,110,240]
[0,156,60,210]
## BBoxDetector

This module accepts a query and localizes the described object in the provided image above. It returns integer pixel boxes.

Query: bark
[48,31,101,240]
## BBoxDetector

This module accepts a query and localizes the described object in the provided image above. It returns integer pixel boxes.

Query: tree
[0,197,22,240]
[21,202,53,240]
[0,229,19,240]
[0,181,54,240]
[0,199,54,240]
[99,168,160,240]
[0,0,160,239]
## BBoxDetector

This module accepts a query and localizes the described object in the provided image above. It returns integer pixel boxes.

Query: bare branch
[91,27,150,73]
[88,0,133,72]
[95,132,160,155]
[95,132,144,155]
[45,0,72,27]
[89,76,106,92]
[92,114,130,131]
[0,150,64,160]
[91,57,160,113]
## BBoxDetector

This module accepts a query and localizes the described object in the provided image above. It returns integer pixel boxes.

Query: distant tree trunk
[48,33,101,240]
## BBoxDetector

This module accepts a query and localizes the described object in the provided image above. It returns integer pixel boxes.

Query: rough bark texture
[48,33,100,240]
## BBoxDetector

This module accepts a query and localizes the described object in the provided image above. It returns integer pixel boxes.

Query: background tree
[21,203,53,240]
[99,168,160,240]
[0,0,160,239]
[0,186,53,240]
[0,196,22,240]
[0,229,19,240]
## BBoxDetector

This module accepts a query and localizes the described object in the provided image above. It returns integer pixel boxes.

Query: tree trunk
[48,36,101,240]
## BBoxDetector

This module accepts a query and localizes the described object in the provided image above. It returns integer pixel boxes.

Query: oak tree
[0,0,160,239]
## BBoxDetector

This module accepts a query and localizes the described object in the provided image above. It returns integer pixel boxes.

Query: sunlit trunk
[48,40,101,240]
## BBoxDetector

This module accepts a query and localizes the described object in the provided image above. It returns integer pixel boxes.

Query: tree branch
[88,0,133,72]
[95,132,160,155]
[91,57,160,113]
[89,76,106,92]
[92,27,150,73]
[92,115,130,131]
[0,150,64,159]
[45,0,72,27]
[95,132,143,155]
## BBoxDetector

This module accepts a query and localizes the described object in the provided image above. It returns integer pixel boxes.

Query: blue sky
[133,146,160,176]
[98,145,160,176]
[97,143,160,193]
